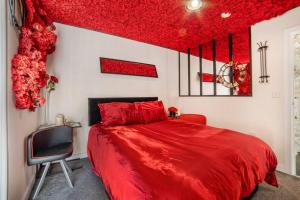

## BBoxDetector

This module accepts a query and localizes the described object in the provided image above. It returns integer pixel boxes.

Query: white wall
[48,23,169,157]
[167,7,300,173]
[6,7,41,200]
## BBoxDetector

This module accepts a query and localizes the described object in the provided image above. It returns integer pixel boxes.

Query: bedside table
[179,114,207,125]
[38,122,82,130]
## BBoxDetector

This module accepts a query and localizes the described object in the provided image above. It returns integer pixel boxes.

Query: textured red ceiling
[40,0,300,52]
[190,28,250,63]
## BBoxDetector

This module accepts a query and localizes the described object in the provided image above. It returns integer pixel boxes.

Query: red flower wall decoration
[11,0,57,111]
[100,58,158,78]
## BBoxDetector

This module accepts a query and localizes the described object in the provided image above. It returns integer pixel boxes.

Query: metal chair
[27,125,74,199]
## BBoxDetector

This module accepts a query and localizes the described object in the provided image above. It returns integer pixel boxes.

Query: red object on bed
[87,120,277,200]
[135,101,167,123]
[98,102,136,126]
[179,114,207,125]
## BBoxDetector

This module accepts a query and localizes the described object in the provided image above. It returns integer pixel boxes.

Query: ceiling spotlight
[186,0,203,11]
[221,12,231,18]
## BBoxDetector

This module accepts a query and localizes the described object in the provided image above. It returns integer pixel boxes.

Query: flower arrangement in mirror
[11,0,57,111]
[216,61,251,95]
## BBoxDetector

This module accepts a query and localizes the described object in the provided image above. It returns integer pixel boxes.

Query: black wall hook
[257,41,269,83]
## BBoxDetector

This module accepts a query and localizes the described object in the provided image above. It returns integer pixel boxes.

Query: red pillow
[120,108,143,125]
[98,102,135,126]
[134,101,167,124]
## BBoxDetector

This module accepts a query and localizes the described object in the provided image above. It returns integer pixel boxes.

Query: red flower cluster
[50,76,58,83]
[11,0,57,111]
[234,63,251,96]
[168,107,178,112]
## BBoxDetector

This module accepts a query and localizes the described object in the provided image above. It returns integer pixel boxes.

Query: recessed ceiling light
[221,12,231,18]
[186,0,203,11]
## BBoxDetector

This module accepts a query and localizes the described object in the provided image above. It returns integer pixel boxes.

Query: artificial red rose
[31,28,57,55]
[168,107,178,112]
[29,106,35,112]
[38,72,49,87]
[50,76,58,83]
[39,97,46,105]
[25,0,35,23]
[48,24,56,31]
[32,22,44,32]
[12,54,31,69]
[18,33,34,55]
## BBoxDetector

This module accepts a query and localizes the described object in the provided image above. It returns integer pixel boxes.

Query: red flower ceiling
[40,0,299,52]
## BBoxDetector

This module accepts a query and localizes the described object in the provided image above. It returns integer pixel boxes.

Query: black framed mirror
[179,27,252,97]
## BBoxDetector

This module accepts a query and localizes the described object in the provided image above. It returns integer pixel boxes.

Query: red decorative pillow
[134,101,167,124]
[98,102,135,126]
[119,108,143,125]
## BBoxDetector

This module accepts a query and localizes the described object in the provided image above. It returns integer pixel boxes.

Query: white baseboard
[276,163,290,175]
[22,173,35,200]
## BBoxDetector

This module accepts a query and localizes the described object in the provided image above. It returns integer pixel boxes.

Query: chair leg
[32,162,51,199]
[62,159,72,174]
[59,160,73,188]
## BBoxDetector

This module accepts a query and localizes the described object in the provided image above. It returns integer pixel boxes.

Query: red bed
[87,119,277,200]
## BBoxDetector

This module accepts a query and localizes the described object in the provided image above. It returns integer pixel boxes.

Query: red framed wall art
[100,57,158,78]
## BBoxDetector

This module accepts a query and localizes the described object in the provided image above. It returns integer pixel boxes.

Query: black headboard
[88,97,158,126]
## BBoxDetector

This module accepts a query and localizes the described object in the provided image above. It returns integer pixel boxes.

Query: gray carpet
[30,159,300,200]
[30,159,109,200]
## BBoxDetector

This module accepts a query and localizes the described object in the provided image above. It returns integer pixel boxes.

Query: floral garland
[11,0,57,111]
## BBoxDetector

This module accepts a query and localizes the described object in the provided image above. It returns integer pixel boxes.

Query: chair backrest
[32,126,73,154]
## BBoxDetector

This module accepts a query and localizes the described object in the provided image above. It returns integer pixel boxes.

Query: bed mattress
[87,119,277,200]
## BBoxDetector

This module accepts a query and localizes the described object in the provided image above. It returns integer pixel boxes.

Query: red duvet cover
[87,119,277,200]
